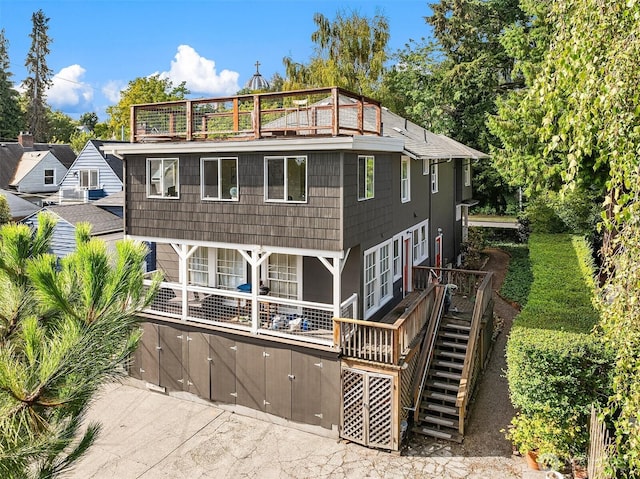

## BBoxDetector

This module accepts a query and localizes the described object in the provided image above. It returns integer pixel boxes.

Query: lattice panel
[341,369,365,444]
[367,375,393,449]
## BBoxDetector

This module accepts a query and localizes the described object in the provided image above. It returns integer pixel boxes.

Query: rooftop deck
[130,87,382,143]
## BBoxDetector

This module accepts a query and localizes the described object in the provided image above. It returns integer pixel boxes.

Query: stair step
[420,414,459,429]
[434,359,464,370]
[432,370,462,381]
[427,391,457,403]
[442,320,471,331]
[424,403,458,416]
[441,331,470,341]
[438,350,467,361]
[426,380,459,392]
[437,339,468,350]
[413,425,463,443]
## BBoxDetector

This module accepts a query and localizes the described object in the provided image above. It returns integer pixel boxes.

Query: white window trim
[264,156,308,203]
[44,169,55,185]
[147,157,179,199]
[79,169,100,190]
[188,247,246,289]
[201,157,239,201]
[392,234,403,281]
[412,219,429,266]
[358,155,375,201]
[422,158,429,175]
[401,155,410,203]
[464,159,471,187]
[264,253,302,300]
[431,161,439,194]
[363,238,394,318]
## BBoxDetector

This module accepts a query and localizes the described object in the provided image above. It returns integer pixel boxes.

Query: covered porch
[139,237,357,347]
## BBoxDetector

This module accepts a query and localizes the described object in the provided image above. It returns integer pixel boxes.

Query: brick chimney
[18,131,34,148]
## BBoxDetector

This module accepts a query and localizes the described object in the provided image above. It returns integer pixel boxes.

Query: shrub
[505,234,613,463]
[499,243,532,307]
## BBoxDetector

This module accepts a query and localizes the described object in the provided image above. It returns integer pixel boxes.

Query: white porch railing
[143,277,350,347]
[59,188,88,203]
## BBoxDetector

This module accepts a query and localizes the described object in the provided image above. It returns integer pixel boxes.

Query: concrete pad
[67,382,527,479]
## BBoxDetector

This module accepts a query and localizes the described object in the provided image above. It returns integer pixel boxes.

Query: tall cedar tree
[0,29,23,140]
[23,9,52,142]
[283,10,389,97]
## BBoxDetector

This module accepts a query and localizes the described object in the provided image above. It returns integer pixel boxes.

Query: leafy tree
[283,9,390,96]
[23,9,53,142]
[92,121,110,140]
[381,0,526,213]
[0,195,10,224]
[0,29,23,141]
[79,112,98,132]
[106,74,189,140]
[0,215,161,478]
[70,131,93,154]
[47,109,77,143]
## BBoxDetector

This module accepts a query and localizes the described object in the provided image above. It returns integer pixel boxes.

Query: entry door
[340,368,394,449]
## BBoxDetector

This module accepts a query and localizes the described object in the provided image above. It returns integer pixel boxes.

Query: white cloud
[159,45,240,96]
[47,65,94,112]
[102,80,126,103]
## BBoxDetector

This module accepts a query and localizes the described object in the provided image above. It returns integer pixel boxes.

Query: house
[0,132,75,199]
[101,87,493,450]
[0,189,40,221]
[57,140,124,203]
[22,203,123,258]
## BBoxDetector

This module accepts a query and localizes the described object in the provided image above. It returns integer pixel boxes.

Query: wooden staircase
[413,318,471,443]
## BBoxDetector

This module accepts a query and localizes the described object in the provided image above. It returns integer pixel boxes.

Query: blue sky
[0,0,433,121]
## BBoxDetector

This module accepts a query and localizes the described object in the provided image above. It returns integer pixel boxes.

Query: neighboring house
[58,140,124,203]
[22,203,123,258]
[92,190,124,218]
[101,87,491,450]
[0,132,75,200]
[0,188,40,221]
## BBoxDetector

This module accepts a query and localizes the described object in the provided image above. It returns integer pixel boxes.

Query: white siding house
[9,151,68,194]
[58,140,123,202]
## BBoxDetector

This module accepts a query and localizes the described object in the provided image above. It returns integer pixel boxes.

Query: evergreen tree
[0,216,161,477]
[0,29,23,141]
[23,9,52,142]
[0,195,10,224]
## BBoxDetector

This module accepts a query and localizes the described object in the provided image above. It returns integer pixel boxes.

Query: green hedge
[505,234,612,461]
[499,243,532,307]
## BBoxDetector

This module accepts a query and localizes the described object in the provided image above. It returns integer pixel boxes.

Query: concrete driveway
[67,381,531,479]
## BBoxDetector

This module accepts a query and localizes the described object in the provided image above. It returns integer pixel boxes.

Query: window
[267,253,299,299]
[79,169,99,189]
[422,158,429,175]
[202,157,238,200]
[431,161,439,193]
[217,248,244,290]
[392,236,402,280]
[358,155,375,200]
[189,247,209,286]
[265,156,306,202]
[401,155,410,203]
[363,240,394,317]
[412,220,429,265]
[44,169,54,185]
[464,159,471,186]
[148,158,179,198]
[188,247,244,290]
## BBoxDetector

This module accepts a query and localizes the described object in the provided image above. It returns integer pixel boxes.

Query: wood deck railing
[333,284,437,365]
[455,271,493,435]
[130,87,381,143]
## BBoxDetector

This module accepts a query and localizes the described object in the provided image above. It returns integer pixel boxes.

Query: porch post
[333,257,341,318]
[251,249,260,334]
[180,244,189,319]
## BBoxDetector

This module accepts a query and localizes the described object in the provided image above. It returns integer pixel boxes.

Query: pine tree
[0,216,161,477]
[23,9,52,142]
[0,29,23,141]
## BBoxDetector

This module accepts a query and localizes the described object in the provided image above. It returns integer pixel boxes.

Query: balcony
[130,87,382,143]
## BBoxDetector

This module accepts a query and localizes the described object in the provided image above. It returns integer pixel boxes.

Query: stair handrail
[455,271,493,435]
[411,284,446,422]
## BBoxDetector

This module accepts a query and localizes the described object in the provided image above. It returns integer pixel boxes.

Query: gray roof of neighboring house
[93,190,124,207]
[89,139,124,180]
[43,203,123,235]
[0,142,76,189]
[0,188,40,220]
